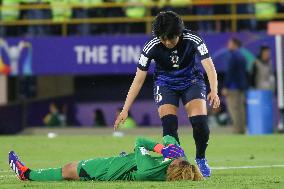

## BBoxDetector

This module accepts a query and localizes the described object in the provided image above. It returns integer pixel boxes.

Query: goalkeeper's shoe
[8,151,29,180]
[195,158,211,178]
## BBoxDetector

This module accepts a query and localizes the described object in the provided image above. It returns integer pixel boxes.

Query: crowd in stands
[0,1,284,36]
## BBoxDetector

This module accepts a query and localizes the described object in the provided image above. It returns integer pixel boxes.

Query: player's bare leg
[185,99,211,177]
[9,151,80,181]
[158,104,180,144]
[62,162,80,180]
[184,99,207,117]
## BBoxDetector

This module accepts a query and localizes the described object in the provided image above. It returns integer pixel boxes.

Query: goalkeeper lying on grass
[9,136,203,182]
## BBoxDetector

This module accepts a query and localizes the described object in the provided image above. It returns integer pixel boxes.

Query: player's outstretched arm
[135,137,160,152]
[201,57,220,109]
[135,137,185,158]
[114,68,147,130]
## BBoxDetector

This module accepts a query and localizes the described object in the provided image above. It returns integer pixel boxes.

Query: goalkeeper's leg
[27,163,79,181]
[9,151,79,181]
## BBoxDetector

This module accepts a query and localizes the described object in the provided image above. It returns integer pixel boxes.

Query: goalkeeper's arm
[133,135,181,154]
[135,137,185,158]
[135,137,164,154]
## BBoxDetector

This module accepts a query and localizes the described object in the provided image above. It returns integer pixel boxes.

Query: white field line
[211,164,284,170]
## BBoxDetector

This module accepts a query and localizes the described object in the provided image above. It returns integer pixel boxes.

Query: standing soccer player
[114,11,220,177]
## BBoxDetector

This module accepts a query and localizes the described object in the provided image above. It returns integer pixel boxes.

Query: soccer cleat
[8,151,29,180]
[195,158,211,178]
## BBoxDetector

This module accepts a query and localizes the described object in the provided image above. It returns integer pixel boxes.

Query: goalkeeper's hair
[152,11,184,39]
[166,159,203,181]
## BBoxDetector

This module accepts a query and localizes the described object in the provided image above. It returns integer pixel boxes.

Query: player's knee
[62,162,79,180]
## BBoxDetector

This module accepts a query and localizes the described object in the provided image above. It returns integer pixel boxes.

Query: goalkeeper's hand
[161,144,185,159]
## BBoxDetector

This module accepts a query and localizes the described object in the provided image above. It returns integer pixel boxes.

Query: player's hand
[161,144,185,159]
[207,91,220,109]
[114,110,128,130]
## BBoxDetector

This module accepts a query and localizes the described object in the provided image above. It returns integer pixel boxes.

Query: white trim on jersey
[183,33,202,42]
[143,38,159,52]
[183,37,200,44]
[143,40,160,53]
[143,37,159,52]
[183,36,202,43]
[145,41,161,54]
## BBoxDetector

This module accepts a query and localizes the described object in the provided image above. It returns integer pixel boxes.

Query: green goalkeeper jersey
[77,135,179,181]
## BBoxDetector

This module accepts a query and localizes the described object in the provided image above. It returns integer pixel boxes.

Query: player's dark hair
[231,37,242,48]
[152,11,184,39]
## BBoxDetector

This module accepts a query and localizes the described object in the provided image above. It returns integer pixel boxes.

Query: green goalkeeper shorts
[77,157,115,181]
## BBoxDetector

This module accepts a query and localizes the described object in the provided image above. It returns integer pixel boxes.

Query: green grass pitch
[0,133,284,189]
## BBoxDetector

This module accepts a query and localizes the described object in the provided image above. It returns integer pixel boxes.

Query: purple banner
[0,32,275,76]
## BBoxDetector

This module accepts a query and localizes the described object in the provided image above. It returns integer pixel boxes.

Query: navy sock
[161,114,180,145]
[24,169,31,180]
[189,115,210,159]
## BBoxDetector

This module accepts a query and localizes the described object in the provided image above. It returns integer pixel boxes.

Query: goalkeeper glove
[161,144,185,159]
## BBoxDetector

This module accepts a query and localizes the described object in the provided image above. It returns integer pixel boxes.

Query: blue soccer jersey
[137,29,210,91]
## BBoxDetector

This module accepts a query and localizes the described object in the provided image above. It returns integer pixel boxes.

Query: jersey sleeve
[134,138,159,171]
[135,137,159,151]
[133,137,173,181]
[137,38,158,71]
[192,32,210,60]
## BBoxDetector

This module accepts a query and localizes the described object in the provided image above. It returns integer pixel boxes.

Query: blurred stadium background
[0,0,283,134]
[0,1,284,188]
